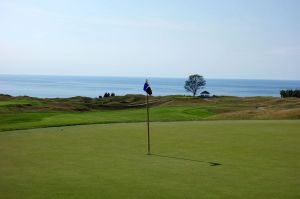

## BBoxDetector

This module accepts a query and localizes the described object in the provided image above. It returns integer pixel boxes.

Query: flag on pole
[143,80,152,95]
[143,79,152,155]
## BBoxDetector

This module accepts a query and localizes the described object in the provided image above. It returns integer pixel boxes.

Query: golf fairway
[0,121,299,199]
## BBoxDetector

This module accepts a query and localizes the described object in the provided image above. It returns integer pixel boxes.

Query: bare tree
[184,74,206,96]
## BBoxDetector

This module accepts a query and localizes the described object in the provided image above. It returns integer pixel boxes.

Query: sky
[0,0,300,80]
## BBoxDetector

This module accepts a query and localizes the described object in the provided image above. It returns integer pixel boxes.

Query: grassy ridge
[0,106,213,131]
[1,95,300,131]
[0,121,299,199]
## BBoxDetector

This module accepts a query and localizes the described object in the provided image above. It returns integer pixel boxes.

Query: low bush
[280,89,300,98]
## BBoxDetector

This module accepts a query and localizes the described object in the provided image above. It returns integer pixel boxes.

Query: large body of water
[0,74,299,98]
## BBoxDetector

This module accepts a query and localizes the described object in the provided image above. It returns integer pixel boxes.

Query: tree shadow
[150,153,221,166]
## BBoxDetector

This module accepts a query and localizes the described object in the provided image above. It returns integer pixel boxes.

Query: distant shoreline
[0,93,280,100]
[1,73,300,81]
[1,74,300,98]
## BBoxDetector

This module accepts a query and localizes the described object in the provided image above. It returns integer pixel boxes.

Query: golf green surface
[0,120,299,199]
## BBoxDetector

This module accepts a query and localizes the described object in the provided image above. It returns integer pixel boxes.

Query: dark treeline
[280,89,300,98]
[101,92,115,98]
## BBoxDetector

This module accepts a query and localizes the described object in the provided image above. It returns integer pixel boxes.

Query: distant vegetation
[0,94,300,131]
[184,74,206,96]
[103,92,115,98]
[280,89,300,98]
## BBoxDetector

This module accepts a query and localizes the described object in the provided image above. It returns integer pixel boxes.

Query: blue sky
[0,0,300,80]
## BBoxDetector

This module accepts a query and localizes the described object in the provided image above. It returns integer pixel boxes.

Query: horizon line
[1,73,300,82]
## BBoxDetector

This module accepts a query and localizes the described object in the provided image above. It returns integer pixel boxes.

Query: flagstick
[147,94,151,155]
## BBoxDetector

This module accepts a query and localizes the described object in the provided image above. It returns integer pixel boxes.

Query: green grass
[0,106,214,131]
[0,120,299,199]
[0,99,41,106]
[1,95,299,131]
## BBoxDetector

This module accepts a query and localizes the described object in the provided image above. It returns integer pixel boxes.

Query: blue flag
[143,80,152,95]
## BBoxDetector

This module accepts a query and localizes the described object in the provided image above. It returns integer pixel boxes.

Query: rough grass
[1,95,300,131]
[208,108,300,120]
[0,121,299,199]
[0,106,214,131]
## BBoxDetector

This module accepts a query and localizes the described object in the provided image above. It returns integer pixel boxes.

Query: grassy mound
[0,95,300,131]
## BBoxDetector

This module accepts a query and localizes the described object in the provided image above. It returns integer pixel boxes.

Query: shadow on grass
[150,153,221,166]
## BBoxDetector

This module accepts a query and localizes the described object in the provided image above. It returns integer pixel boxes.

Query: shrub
[104,93,110,98]
[280,89,300,98]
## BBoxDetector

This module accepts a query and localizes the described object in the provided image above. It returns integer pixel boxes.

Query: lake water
[0,74,299,98]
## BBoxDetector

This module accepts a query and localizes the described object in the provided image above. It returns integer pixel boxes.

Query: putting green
[0,121,299,199]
